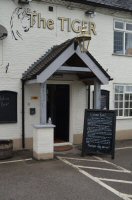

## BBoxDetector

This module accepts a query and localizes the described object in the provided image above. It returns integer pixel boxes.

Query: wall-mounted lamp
[85,10,96,18]
[18,0,32,4]
[75,24,91,53]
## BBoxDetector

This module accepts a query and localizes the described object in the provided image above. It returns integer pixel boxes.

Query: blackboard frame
[82,109,116,159]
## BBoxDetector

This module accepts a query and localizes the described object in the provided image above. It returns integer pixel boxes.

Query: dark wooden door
[47,85,69,142]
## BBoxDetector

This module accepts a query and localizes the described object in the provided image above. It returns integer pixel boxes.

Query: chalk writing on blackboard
[82,109,116,159]
[0,95,10,107]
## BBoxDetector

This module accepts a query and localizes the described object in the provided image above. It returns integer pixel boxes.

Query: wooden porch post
[33,82,54,160]
[40,82,47,124]
[94,79,101,109]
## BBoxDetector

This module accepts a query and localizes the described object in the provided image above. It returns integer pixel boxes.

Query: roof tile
[64,0,132,12]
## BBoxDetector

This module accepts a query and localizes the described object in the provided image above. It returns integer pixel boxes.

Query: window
[114,85,132,117]
[93,90,110,110]
[114,20,132,55]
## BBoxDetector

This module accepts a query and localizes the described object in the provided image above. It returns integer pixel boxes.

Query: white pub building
[0,0,132,158]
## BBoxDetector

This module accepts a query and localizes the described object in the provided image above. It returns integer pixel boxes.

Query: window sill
[117,116,132,120]
[112,53,132,57]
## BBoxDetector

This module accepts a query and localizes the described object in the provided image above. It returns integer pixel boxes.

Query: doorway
[47,84,70,143]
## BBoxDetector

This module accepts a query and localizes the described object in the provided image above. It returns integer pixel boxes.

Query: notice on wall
[82,109,116,159]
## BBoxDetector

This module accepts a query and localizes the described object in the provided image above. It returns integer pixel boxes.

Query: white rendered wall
[0,0,132,141]
[25,84,40,139]
[70,81,87,141]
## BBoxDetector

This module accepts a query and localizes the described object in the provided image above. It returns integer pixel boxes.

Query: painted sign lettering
[10,7,97,40]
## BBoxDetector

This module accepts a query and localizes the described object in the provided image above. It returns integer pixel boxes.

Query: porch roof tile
[63,0,132,12]
[22,39,74,81]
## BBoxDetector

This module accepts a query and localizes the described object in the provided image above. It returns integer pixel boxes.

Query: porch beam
[94,79,101,109]
[79,77,95,81]
[76,46,109,84]
[37,44,75,83]
[40,82,47,124]
[58,66,91,72]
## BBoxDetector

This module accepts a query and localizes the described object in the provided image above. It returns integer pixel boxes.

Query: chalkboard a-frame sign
[82,109,116,159]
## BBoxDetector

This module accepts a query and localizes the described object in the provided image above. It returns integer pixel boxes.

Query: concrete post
[33,124,55,160]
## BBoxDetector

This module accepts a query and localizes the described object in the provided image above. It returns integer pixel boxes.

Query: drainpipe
[88,85,90,109]
[22,79,25,148]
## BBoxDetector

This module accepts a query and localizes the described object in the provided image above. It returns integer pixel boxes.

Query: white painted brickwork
[0,0,132,144]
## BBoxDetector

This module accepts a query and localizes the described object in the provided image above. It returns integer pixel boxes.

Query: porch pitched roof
[22,38,112,84]
[22,39,74,81]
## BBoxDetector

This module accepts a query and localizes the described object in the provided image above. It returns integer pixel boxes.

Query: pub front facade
[0,0,132,149]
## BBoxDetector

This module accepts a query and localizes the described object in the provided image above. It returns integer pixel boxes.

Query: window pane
[126,23,132,31]
[115,94,118,100]
[124,109,129,116]
[125,94,129,100]
[115,21,124,29]
[115,85,123,93]
[126,86,132,92]
[119,86,123,93]
[119,110,123,116]
[115,102,118,108]
[115,86,119,93]
[119,102,123,108]
[125,33,132,55]
[130,110,132,116]
[115,109,118,116]
[125,101,129,108]
[130,94,132,100]
[114,31,124,54]
[119,94,123,100]
[130,102,132,108]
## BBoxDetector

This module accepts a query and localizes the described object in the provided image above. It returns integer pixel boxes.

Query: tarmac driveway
[0,140,131,200]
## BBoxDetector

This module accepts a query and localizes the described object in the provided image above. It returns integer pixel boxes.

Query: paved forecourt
[0,154,123,200]
[57,146,132,200]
